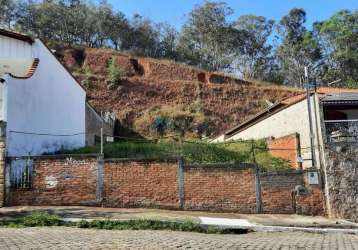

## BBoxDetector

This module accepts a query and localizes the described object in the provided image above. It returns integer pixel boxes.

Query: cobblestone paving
[0,227,357,250]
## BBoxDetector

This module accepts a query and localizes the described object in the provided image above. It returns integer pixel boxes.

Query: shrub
[107,57,125,88]
[22,212,61,227]
[134,105,208,138]
[0,212,61,227]
[79,65,96,89]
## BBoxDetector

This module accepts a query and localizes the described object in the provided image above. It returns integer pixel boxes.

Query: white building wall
[215,97,323,169]
[4,39,86,156]
[0,35,34,58]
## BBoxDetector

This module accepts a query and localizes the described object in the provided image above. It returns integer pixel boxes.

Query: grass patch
[76,219,229,234]
[60,139,291,171]
[0,213,245,234]
[0,212,61,228]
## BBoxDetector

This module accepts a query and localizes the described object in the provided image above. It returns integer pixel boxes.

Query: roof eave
[0,29,34,44]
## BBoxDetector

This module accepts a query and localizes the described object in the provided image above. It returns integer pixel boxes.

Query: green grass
[0,212,61,228]
[0,213,243,234]
[60,139,291,171]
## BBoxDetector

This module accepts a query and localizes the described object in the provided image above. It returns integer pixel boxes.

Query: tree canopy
[1,0,357,87]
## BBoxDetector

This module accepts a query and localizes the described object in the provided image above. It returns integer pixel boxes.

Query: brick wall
[8,156,99,206]
[184,164,257,213]
[267,133,300,169]
[5,155,325,216]
[103,159,180,209]
[296,185,326,216]
[260,171,303,213]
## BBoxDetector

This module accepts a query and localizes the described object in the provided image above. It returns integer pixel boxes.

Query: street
[0,227,357,250]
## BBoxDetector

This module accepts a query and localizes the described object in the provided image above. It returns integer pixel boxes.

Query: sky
[108,0,357,29]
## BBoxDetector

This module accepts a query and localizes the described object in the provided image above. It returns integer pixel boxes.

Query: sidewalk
[1,206,357,233]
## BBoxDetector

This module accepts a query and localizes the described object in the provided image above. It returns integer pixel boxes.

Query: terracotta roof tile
[280,94,306,105]
[317,87,358,94]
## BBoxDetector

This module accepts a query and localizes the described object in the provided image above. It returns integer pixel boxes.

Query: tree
[158,23,179,60]
[233,15,275,80]
[277,8,322,88]
[0,0,18,28]
[314,10,358,86]
[178,1,240,72]
[124,14,161,57]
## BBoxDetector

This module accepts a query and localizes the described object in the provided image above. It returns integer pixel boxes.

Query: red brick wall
[6,156,325,216]
[296,185,326,216]
[260,171,303,213]
[103,159,180,209]
[268,134,300,169]
[8,156,98,206]
[184,164,257,213]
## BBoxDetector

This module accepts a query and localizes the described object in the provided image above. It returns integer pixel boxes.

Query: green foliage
[177,1,240,71]
[60,139,291,171]
[76,219,242,234]
[233,15,275,80]
[0,216,237,234]
[22,212,60,227]
[0,212,60,228]
[277,8,322,87]
[80,65,95,89]
[107,57,125,88]
[3,0,356,86]
[314,10,358,85]
[76,219,210,232]
[134,105,208,138]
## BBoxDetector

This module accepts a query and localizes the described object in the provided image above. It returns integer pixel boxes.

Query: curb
[62,218,358,235]
[203,224,358,235]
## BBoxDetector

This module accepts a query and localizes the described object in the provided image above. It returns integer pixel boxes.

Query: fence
[5,154,325,216]
[324,120,358,142]
[8,157,34,189]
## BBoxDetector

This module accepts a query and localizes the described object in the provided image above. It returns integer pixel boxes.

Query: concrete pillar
[96,156,104,203]
[0,140,5,207]
[177,158,185,209]
[255,166,263,214]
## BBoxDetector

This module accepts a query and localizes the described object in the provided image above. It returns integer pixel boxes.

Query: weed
[59,139,291,170]
[107,57,125,89]
[0,212,61,227]
[0,215,233,234]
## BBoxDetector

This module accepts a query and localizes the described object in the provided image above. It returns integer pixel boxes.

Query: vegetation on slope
[61,140,291,171]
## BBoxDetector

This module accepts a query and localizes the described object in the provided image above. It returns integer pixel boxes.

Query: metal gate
[8,158,34,189]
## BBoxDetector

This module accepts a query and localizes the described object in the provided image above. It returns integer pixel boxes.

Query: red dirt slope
[63,48,301,137]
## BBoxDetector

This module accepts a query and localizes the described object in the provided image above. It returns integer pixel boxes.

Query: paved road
[0,227,357,250]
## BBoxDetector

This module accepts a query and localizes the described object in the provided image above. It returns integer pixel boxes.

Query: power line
[9,130,86,137]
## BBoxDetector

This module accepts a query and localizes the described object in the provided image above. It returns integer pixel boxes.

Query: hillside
[61,48,302,138]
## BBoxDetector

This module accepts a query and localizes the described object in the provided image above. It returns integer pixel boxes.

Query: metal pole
[100,127,103,155]
[305,67,316,168]
[251,140,256,164]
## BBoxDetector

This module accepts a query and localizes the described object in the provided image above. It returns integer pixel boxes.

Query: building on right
[212,87,358,221]
[212,87,358,169]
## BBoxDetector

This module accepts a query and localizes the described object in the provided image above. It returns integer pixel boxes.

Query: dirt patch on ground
[138,58,207,83]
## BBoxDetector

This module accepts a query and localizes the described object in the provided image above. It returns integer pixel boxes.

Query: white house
[0,29,113,157]
[213,87,358,170]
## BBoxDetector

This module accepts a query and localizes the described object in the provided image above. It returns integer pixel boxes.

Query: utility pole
[100,127,104,155]
[305,67,316,168]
